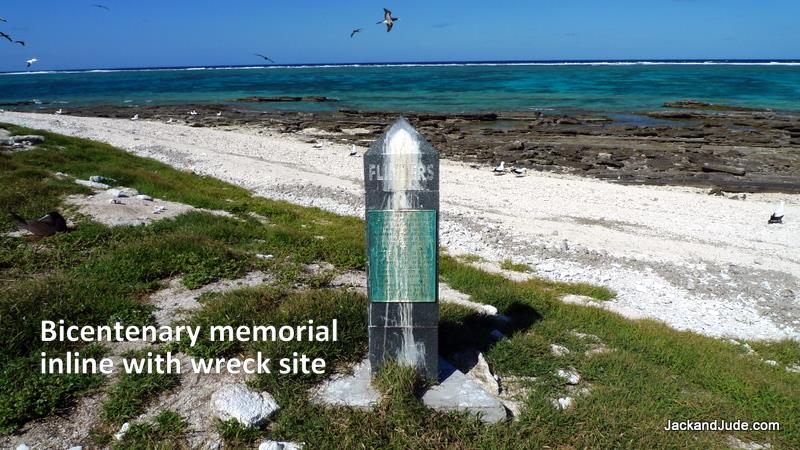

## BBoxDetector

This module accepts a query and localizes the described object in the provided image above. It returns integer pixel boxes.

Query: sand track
[2,112,798,341]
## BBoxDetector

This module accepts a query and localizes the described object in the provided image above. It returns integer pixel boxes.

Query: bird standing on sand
[26,58,37,68]
[349,144,358,156]
[166,118,174,124]
[216,111,222,117]
[512,166,527,177]
[189,110,197,116]
[377,8,398,32]
[0,32,11,43]
[10,211,69,237]
[768,201,785,224]
[131,114,139,121]
[493,161,507,174]
[253,53,275,64]
[55,109,63,115]
[350,28,363,38]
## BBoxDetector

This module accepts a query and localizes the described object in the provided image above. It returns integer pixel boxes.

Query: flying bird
[26,58,37,67]
[0,32,11,43]
[253,53,275,64]
[493,161,507,174]
[350,28,363,38]
[377,8,398,32]
[768,201,785,224]
[0,17,6,23]
[10,211,69,237]
[14,40,24,46]
[90,4,110,10]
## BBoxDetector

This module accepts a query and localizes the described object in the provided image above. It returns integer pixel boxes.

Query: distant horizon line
[3,58,800,75]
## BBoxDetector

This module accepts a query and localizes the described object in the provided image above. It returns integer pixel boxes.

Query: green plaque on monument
[367,210,437,303]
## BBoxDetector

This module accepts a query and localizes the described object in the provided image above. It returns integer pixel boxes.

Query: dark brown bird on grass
[10,211,68,237]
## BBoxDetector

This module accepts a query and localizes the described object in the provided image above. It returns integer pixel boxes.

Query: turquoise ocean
[1,61,799,114]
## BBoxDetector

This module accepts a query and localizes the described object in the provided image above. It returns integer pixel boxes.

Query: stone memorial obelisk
[364,118,439,380]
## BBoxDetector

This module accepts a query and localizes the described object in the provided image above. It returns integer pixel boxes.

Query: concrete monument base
[311,357,508,424]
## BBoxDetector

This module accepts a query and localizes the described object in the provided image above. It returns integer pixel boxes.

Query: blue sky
[0,0,798,71]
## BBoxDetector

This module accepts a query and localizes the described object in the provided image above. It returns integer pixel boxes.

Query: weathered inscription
[367,210,437,303]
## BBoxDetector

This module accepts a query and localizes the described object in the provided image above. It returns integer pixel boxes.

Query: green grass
[101,349,180,424]
[114,410,189,450]
[499,259,532,273]
[0,123,798,449]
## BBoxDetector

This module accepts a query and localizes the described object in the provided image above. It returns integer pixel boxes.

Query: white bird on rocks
[166,118,174,124]
[512,166,527,177]
[768,201,785,224]
[493,161,507,174]
[189,110,197,116]
[54,109,63,115]
[26,58,37,68]
[349,144,358,156]
[216,111,222,117]
[131,114,139,121]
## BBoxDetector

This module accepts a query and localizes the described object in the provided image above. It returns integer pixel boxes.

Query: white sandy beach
[2,111,798,341]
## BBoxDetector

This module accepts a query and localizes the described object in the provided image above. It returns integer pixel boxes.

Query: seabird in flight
[253,53,275,64]
[0,17,6,23]
[90,4,110,10]
[14,40,25,46]
[0,32,11,43]
[768,201,785,224]
[26,58,38,67]
[377,8,398,32]
[10,211,69,237]
[350,28,363,38]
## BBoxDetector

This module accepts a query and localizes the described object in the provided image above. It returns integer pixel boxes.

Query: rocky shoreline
[13,101,800,193]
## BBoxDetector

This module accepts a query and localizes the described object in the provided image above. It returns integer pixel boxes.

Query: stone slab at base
[311,358,508,424]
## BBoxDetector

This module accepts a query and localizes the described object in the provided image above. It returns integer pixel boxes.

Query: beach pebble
[114,422,130,441]
[212,383,280,427]
[259,441,304,450]
[556,368,581,385]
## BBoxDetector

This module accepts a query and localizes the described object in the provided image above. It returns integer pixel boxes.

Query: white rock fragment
[763,359,778,366]
[153,205,167,214]
[256,254,275,260]
[725,435,772,450]
[550,344,570,357]
[786,364,800,373]
[556,368,581,385]
[136,194,154,201]
[68,446,84,450]
[75,179,110,189]
[114,422,130,441]
[259,441,304,450]
[551,396,574,410]
[212,383,280,427]
[16,444,30,450]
